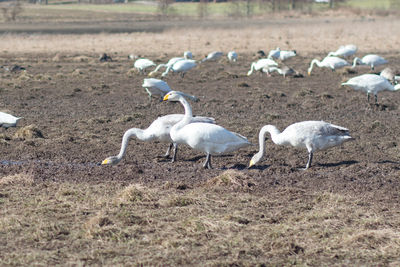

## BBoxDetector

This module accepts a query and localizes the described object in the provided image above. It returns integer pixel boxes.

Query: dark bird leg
[367,92,370,103]
[171,143,178,163]
[203,153,212,169]
[304,151,313,170]
[374,94,378,105]
[164,143,173,158]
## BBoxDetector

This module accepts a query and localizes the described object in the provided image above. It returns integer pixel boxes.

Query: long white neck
[308,59,321,74]
[153,63,166,72]
[247,63,256,76]
[172,96,193,133]
[115,128,147,160]
[252,125,282,163]
[352,57,361,68]
[162,65,173,77]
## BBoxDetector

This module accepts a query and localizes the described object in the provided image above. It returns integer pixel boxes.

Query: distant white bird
[134,58,156,73]
[327,44,357,58]
[102,114,216,165]
[163,91,251,169]
[342,74,400,104]
[142,78,199,102]
[308,56,350,75]
[0,111,22,129]
[201,51,223,63]
[162,59,197,78]
[247,58,278,76]
[148,52,193,76]
[267,47,296,61]
[352,54,387,70]
[249,121,353,170]
[227,51,238,62]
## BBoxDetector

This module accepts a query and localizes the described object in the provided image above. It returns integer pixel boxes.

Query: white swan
[163,91,251,169]
[308,56,350,75]
[278,50,297,61]
[267,47,281,59]
[0,111,22,128]
[247,58,278,76]
[162,59,197,78]
[341,74,400,103]
[249,121,353,170]
[134,58,156,73]
[352,54,387,70]
[227,51,238,62]
[142,78,199,102]
[102,114,216,165]
[201,51,223,63]
[327,44,357,58]
[148,52,193,76]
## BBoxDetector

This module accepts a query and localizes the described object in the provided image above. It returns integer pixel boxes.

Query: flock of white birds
[1,45,397,170]
[102,44,400,170]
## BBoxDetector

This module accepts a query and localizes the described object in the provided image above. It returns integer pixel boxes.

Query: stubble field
[0,10,400,266]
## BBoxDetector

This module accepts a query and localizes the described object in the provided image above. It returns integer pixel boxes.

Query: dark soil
[0,51,399,201]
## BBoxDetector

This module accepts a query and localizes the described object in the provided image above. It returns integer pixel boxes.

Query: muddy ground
[0,32,399,264]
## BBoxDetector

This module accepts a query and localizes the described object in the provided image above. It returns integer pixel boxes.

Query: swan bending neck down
[249,121,353,170]
[163,91,251,169]
[101,113,215,165]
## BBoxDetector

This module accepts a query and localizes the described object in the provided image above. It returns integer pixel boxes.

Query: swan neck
[352,57,360,67]
[117,128,142,159]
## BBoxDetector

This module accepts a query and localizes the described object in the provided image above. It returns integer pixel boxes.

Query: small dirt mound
[0,173,34,186]
[205,170,256,191]
[13,125,44,140]
[115,183,156,206]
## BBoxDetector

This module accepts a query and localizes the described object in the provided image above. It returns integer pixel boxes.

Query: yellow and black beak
[101,159,108,165]
[248,159,255,168]
[163,94,170,101]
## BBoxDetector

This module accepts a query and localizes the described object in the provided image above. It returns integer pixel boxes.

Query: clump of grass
[165,196,195,207]
[205,170,256,191]
[72,56,90,62]
[115,183,156,206]
[0,173,34,186]
[13,124,44,140]
[71,69,84,76]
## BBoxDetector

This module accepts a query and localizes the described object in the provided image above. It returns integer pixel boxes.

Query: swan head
[249,152,263,168]
[102,156,120,165]
[163,91,184,102]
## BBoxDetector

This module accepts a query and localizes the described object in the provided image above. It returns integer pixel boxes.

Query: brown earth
[0,15,400,266]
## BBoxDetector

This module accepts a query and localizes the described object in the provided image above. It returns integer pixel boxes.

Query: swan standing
[247,58,278,76]
[308,56,350,75]
[102,114,215,165]
[249,121,353,170]
[341,74,400,104]
[134,58,156,74]
[162,59,197,78]
[142,78,199,102]
[352,54,387,70]
[0,111,22,128]
[227,51,238,62]
[327,44,357,58]
[163,91,251,169]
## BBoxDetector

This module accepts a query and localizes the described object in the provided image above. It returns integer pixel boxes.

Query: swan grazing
[308,56,350,75]
[249,121,353,170]
[327,44,357,58]
[227,51,238,62]
[163,91,251,169]
[267,47,296,61]
[148,52,193,76]
[341,74,400,104]
[352,54,387,70]
[247,58,278,76]
[201,51,223,63]
[264,66,303,78]
[134,58,156,73]
[102,114,216,165]
[162,59,197,78]
[0,111,22,128]
[142,78,199,102]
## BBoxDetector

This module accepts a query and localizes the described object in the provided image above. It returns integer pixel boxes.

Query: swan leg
[367,92,370,103]
[203,153,212,169]
[374,94,378,104]
[171,143,178,163]
[305,151,313,170]
[164,143,173,158]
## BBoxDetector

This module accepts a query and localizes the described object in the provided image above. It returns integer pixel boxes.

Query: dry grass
[1,17,400,55]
